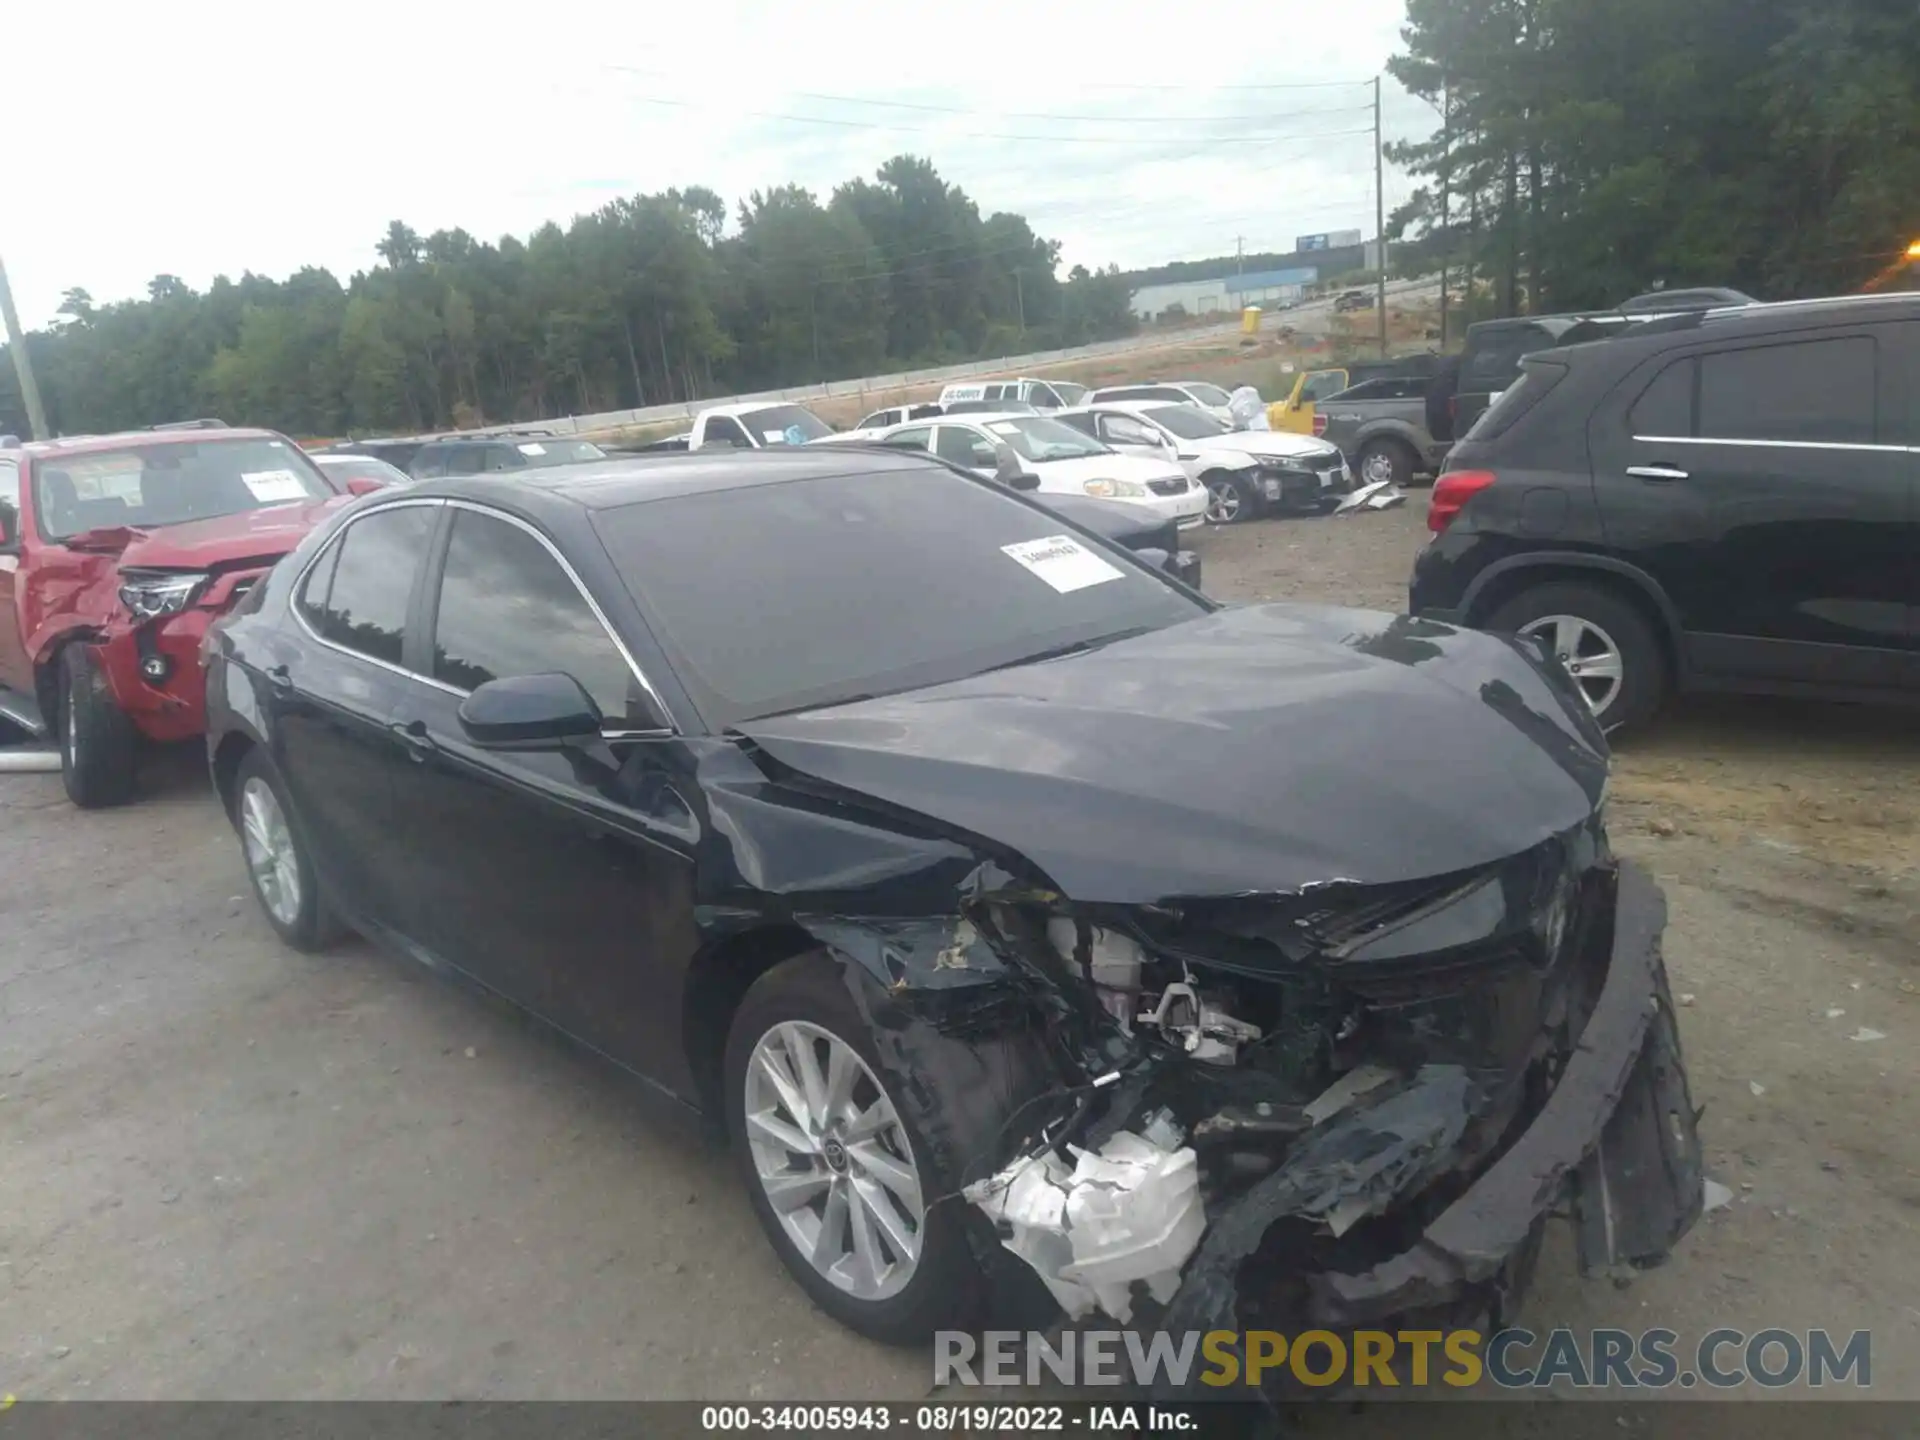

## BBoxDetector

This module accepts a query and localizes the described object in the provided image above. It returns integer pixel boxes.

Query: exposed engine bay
[807,813,1704,1389]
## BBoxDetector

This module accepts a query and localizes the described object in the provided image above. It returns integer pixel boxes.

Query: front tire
[1203,471,1259,525]
[1484,581,1667,732]
[58,644,139,809]
[725,953,985,1343]
[232,748,347,951]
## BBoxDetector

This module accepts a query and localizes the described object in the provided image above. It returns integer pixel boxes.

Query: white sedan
[871,412,1208,529]
[1056,402,1354,525]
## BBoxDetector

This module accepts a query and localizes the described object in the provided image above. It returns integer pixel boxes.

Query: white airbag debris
[965,1124,1206,1323]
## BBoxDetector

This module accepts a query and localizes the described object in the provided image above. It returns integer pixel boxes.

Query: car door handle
[388,719,436,761]
[265,664,293,691]
[1627,464,1689,482]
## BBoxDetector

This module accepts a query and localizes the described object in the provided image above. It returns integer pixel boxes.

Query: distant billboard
[1297,229,1362,253]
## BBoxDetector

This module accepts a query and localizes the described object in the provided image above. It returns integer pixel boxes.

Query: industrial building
[1126,238,1382,321]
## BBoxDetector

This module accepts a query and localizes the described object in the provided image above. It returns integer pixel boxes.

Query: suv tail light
[1428,470,1496,534]
[1311,413,1329,437]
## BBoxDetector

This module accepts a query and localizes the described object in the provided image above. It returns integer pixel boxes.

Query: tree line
[0,155,1136,440]
[1386,0,1920,314]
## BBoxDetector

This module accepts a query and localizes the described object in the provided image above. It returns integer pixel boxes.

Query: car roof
[20,426,287,458]
[389,447,948,516]
[892,410,1032,428]
[1544,290,1920,367]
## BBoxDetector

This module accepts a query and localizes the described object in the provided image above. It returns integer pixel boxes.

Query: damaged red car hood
[735,604,1609,905]
[104,498,354,570]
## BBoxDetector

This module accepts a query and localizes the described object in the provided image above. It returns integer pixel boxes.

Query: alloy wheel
[742,1020,924,1301]
[239,776,303,927]
[1205,478,1243,524]
[1518,613,1625,716]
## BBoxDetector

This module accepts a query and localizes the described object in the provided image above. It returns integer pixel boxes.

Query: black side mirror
[459,673,602,749]
[992,444,1031,487]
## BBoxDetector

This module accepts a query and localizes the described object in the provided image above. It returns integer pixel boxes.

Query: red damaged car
[0,424,371,808]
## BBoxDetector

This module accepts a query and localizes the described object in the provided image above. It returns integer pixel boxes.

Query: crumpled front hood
[1190,431,1341,463]
[736,605,1608,904]
[112,497,352,570]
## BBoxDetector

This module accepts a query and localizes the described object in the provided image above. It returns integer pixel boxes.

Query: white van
[936,377,1081,411]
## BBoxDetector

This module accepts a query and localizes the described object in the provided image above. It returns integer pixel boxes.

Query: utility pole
[1438,79,1451,350]
[1236,236,1244,277]
[1374,75,1388,357]
[0,256,49,440]
[1014,270,1026,336]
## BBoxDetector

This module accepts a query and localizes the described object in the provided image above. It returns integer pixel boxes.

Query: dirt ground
[2,493,1915,1409]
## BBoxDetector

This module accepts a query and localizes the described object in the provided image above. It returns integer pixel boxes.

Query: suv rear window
[1464,361,1566,442]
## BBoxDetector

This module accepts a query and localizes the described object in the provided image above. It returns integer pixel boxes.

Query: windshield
[34,437,334,542]
[1052,382,1091,405]
[1182,382,1232,407]
[1141,404,1231,439]
[979,416,1111,462]
[594,469,1202,727]
[316,455,412,486]
[512,438,607,468]
[740,405,832,446]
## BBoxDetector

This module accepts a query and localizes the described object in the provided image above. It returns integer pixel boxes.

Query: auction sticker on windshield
[241,470,310,503]
[517,442,547,455]
[1001,535,1124,594]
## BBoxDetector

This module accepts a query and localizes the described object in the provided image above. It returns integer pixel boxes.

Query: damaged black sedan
[204,446,1703,1352]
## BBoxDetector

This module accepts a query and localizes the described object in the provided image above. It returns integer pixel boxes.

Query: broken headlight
[119,570,208,619]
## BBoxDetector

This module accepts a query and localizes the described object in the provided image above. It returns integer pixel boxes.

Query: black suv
[408,434,608,479]
[1410,292,1920,730]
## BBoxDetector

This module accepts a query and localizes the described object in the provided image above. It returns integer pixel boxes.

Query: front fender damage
[838,847,1704,1379]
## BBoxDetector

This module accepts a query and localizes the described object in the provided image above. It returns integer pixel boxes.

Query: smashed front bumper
[960,857,1704,1347]
[1164,860,1703,1338]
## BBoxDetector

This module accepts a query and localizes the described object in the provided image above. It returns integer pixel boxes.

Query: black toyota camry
[204,445,1702,1362]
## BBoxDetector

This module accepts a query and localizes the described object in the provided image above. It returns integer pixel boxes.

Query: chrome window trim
[289,497,446,685]
[289,496,677,734]
[1631,434,1908,454]
[441,499,676,731]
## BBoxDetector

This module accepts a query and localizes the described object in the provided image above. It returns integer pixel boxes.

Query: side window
[856,412,890,430]
[316,506,436,666]
[411,448,447,480]
[935,426,996,468]
[1698,338,1876,444]
[1629,359,1695,437]
[296,537,342,631]
[882,426,932,451]
[0,460,19,542]
[482,446,524,473]
[1301,373,1348,403]
[1101,415,1161,447]
[705,416,753,449]
[1027,384,1062,408]
[1055,413,1098,439]
[431,510,654,728]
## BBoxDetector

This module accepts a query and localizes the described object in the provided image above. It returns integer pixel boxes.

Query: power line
[766,93,1376,126]
[607,89,1381,147]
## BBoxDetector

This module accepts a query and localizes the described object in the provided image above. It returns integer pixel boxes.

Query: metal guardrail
[391,276,1438,443]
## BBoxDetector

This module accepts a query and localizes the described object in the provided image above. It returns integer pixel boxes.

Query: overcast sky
[6,0,1440,330]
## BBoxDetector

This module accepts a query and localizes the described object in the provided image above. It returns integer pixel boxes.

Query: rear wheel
[1203,471,1259,525]
[1484,581,1667,731]
[725,952,984,1342]
[1357,436,1417,489]
[233,748,347,952]
[57,644,139,809]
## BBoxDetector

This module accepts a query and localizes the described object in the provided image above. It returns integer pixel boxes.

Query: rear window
[593,470,1202,727]
[1464,361,1566,442]
[739,406,832,446]
[1462,326,1559,390]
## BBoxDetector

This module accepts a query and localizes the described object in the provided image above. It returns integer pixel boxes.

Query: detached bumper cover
[1309,859,1702,1323]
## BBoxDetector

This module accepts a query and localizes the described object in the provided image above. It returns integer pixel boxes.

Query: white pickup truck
[681,401,836,451]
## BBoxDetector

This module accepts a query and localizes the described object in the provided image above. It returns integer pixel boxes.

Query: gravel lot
[3,495,1916,1403]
